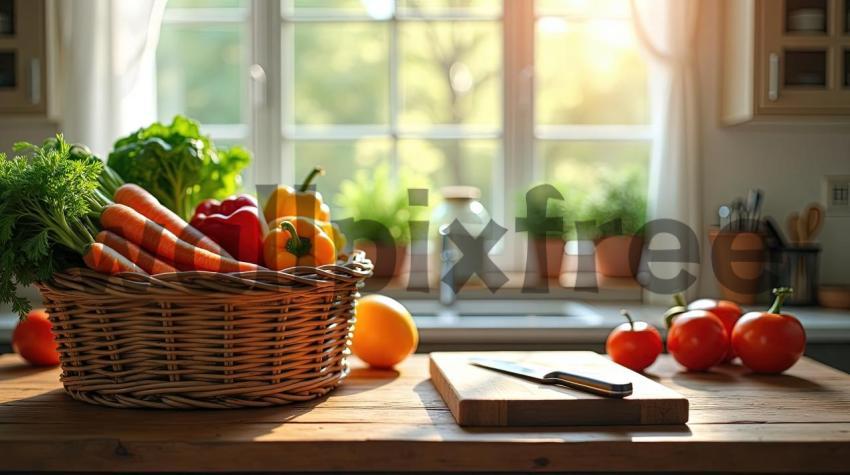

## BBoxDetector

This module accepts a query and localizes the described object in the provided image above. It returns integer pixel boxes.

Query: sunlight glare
[361,0,394,20]
[590,18,634,48]
[538,16,569,34]
[450,62,474,94]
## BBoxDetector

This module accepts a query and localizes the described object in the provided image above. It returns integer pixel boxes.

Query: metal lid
[440,186,481,200]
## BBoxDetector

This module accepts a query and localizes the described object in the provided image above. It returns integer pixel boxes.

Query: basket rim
[38,251,373,295]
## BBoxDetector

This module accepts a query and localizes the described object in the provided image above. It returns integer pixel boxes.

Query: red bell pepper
[190,195,267,265]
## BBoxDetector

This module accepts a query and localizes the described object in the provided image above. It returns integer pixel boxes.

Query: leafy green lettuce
[107,115,251,219]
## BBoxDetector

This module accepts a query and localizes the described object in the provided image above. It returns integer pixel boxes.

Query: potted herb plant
[582,173,647,278]
[335,166,427,279]
[519,185,576,279]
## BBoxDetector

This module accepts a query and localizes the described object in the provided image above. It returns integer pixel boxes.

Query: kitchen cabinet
[0,0,46,115]
[1,353,849,473]
[722,0,850,124]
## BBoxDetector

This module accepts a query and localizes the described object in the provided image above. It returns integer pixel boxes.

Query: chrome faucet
[439,225,458,307]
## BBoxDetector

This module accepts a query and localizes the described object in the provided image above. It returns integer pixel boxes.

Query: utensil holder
[768,246,820,305]
[708,228,766,305]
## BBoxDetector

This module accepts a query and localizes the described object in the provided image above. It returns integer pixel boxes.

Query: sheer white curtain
[55,0,166,156]
[631,0,702,301]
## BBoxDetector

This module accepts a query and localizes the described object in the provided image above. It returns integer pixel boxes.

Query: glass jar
[429,186,492,295]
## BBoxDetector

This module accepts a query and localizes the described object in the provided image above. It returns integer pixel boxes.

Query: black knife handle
[545,371,633,398]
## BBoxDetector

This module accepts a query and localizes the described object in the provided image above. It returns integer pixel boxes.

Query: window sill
[373,271,643,301]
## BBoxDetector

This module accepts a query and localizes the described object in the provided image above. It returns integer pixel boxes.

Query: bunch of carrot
[84,184,263,276]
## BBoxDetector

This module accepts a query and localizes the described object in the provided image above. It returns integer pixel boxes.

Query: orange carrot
[100,204,261,273]
[114,183,232,258]
[95,231,178,275]
[83,243,148,275]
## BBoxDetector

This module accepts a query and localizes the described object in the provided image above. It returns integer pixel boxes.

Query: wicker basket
[36,253,372,409]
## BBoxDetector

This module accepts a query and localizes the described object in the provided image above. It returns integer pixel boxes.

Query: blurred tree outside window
[156,0,650,262]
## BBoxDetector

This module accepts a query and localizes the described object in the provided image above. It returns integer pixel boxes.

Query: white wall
[697,1,850,295]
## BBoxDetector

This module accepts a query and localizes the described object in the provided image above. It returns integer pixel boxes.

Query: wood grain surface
[1,353,849,473]
[430,351,689,426]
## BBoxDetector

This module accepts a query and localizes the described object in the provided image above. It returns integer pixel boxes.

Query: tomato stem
[673,293,687,307]
[664,306,686,329]
[768,287,794,314]
[620,309,635,331]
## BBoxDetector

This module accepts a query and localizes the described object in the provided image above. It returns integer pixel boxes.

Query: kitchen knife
[745,189,762,231]
[469,357,633,398]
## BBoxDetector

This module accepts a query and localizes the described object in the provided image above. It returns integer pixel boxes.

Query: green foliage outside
[335,164,432,246]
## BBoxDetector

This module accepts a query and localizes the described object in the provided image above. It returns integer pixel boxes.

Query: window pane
[157,24,245,124]
[535,17,649,125]
[169,0,246,8]
[213,138,249,150]
[398,139,498,210]
[286,0,395,18]
[536,0,631,17]
[399,21,501,128]
[537,140,649,203]
[293,139,392,217]
[397,0,502,16]
[290,23,389,126]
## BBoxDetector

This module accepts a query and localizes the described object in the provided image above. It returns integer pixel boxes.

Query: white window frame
[159,0,653,272]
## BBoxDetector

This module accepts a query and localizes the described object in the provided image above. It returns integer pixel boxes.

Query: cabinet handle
[29,59,41,105]
[768,53,779,101]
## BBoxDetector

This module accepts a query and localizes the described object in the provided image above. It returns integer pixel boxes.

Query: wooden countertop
[1,353,849,473]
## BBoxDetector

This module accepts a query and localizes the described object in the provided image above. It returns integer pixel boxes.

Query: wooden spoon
[786,212,800,244]
[804,204,823,242]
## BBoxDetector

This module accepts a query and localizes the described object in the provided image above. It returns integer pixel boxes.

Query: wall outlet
[824,175,850,216]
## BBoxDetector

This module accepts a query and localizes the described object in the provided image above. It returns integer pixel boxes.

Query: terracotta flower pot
[708,228,766,305]
[533,236,566,279]
[594,235,643,278]
[355,240,408,279]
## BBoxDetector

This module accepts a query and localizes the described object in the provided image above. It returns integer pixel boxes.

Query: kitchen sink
[403,299,607,335]
[403,299,598,318]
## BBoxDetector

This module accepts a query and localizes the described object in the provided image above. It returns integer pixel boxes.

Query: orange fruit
[351,295,418,369]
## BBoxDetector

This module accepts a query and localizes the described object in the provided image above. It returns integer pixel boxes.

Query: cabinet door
[0,0,46,115]
[756,0,850,114]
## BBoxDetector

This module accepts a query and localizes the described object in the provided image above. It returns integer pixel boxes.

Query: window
[534,0,650,210]
[156,0,250,147]
[156,0,651,269]
[280,0,503,219]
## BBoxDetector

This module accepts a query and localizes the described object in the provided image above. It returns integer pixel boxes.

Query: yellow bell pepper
[263,167,331,223]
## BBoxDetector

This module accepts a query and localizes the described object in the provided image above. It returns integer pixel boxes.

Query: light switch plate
[824,175,850,216]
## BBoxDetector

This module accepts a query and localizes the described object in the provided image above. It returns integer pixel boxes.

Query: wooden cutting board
[430,351,688,427]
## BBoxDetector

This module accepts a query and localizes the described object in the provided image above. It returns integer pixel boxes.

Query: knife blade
[469,357,633,398]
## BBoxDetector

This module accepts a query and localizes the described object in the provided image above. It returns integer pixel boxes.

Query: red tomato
[667,310,728,371]
[732,288,806,374]
[12,309,60,366]
[688,298,742,362]
[606,311,663,373]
